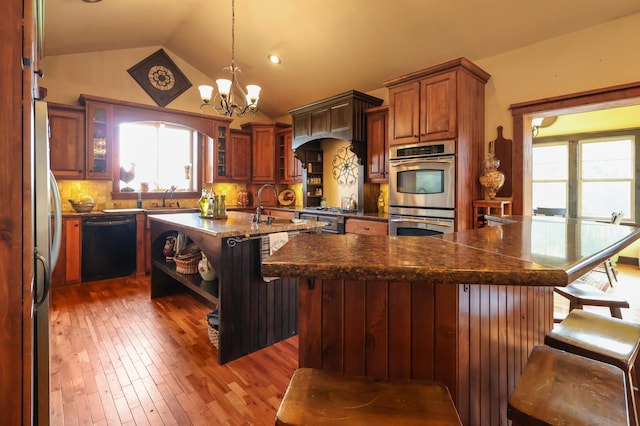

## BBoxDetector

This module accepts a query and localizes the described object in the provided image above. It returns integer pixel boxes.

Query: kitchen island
[261,215,640,426]
[149,211,326,364]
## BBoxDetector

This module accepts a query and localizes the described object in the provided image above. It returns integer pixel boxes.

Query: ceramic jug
[198,252,216,281]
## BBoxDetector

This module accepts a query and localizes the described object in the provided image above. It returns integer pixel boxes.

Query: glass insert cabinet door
[205,122,231,183]
[85,101,112,179]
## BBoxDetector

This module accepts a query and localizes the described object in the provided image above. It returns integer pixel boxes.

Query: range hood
[289,90,383,164]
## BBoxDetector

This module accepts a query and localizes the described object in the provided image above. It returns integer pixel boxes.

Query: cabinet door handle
[361,226,370,231]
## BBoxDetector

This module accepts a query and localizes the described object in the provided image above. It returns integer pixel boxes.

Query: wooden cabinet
[384,57,491,231]
[345,217,388,235]
[385,57,489,147]
[387,70,457,145]
[52,217,81,285]
[243,122,289,183]
[289,91,383,164]
[365,106,389,183]
[278,128,302,184]
[83,100,113,179]
[48,103,85,179]
[206,122,231,182]
[229,129,251,181]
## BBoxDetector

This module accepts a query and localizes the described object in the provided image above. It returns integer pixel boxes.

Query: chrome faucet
[162,185,177,207]
[255,184,278,223]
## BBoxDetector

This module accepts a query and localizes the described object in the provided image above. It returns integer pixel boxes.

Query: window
[118,122,198,193]
[532,143,568,212]
[579,137,634,219]
[532,133,636,220]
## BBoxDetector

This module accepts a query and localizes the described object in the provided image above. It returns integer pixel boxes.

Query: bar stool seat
[545,309,640,425]
[554,281,629,319]
[507,345,631,425]
[275,368,462,425]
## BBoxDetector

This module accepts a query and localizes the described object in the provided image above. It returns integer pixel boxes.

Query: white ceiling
[44,0,640,118]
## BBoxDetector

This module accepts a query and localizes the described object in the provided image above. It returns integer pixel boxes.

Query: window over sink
[118,122,198,194]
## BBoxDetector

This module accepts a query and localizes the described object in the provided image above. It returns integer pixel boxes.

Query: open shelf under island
[261,215,640,426]
[149,211,326,365]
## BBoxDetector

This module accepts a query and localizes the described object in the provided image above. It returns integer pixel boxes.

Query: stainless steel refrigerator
[33,99,62,425]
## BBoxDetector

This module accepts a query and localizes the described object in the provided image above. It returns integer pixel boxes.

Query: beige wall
[40,46,273,129]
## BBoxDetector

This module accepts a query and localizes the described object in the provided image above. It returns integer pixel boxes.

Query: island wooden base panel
[298,279,553,426]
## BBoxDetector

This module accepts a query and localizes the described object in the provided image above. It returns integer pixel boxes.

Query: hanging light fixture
[198,0,260,117]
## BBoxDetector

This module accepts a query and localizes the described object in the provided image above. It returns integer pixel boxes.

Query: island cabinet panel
[149,219,298,365]
[298,279,553,426]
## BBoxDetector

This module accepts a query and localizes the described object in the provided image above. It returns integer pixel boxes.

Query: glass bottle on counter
[377,192,385,214]
[198,189,209,216]
[218,194,226,217]
[208,189,217,217]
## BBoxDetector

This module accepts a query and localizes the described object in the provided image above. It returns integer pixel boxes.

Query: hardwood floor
[49,276,298,426]
[50,264,640,425]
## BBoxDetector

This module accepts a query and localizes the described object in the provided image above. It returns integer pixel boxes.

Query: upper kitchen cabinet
[205,122,236,182]
[365,105,389,183]
[243,122,289,183]
[384,57,490,147]
[80,98,113,180]
[228,129,251,181]
[48,103,85,179]
[289,90,383,164]
[277,127,302,184]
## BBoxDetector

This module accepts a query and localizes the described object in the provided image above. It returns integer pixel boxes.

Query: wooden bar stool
[507,345,631,425]
[554,281,629,319]
[275,368,462,425]
[545,309,640,425]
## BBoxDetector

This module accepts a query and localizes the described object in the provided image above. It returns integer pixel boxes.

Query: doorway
[508,81,640,215]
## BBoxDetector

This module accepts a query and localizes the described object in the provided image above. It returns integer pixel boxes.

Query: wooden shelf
[151,258,219,306]
[473,199,512,228]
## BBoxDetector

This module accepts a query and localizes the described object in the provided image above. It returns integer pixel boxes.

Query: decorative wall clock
[127,49,192,107]
[331,146,358,187]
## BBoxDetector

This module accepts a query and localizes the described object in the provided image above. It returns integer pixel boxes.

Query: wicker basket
[207,322,219,349]
[174,243,202,274]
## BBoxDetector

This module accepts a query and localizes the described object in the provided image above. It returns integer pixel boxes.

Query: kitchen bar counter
[261,216,640,426]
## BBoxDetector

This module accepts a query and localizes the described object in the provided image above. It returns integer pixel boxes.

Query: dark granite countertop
[261,216,640,286]
[149,210,327,238]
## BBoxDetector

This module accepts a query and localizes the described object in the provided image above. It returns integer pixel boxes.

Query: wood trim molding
[509,81,640,215]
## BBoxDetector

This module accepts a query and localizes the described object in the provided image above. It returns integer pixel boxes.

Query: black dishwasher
[82,215,136,282]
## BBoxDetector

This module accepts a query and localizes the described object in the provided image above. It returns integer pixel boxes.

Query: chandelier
[198,0,261,117]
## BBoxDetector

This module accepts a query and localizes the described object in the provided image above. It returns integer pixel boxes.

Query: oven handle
[389,158,453,167]
[390,217,454,227]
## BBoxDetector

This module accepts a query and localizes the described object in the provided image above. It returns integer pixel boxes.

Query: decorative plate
[278,189,296,206]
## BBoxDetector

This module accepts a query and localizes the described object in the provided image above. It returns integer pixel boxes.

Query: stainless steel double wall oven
[388,140,456,236]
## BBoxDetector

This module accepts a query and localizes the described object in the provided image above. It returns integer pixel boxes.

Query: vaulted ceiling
[44,0,640,118]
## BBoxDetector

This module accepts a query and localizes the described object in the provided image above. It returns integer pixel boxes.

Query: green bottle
[198,189,209,216]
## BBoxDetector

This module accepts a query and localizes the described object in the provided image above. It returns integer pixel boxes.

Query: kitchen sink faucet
[256,184,278,223]
[162,185,177,207]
